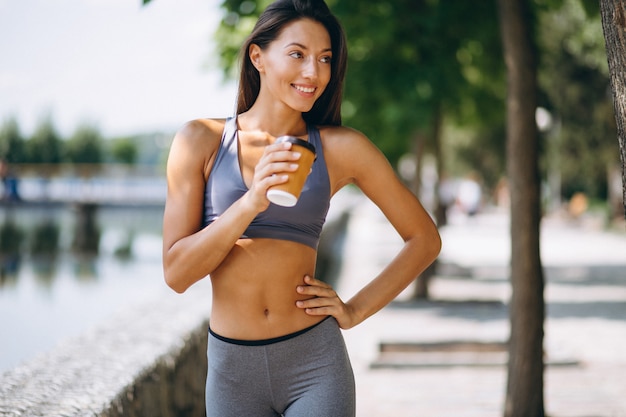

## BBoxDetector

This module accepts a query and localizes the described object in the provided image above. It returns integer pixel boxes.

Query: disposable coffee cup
[266,136,316,207]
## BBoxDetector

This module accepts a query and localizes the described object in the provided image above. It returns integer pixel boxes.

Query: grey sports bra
[203,117,331,249]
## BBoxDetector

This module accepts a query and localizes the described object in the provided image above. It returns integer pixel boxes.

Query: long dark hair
[236,0,348,126]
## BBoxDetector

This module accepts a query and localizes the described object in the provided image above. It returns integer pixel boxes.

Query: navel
[264,308,270,317]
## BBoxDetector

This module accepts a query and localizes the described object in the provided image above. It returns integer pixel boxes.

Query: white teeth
[294,85,315,93]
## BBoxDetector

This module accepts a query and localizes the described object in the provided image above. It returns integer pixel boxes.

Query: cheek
[319,69,332,92]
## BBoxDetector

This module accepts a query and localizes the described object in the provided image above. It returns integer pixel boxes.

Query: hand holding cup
[266,136,316,207]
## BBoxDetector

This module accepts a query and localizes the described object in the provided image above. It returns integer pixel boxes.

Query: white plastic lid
[267,189,297,207]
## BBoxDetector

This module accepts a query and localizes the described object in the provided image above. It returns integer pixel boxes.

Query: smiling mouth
[293,84,316,94]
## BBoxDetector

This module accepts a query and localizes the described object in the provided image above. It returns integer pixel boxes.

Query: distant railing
[8,163,164,178]
[2,163,166,206]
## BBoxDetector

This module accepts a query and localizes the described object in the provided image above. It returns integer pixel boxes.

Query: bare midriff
[208,237,325,341]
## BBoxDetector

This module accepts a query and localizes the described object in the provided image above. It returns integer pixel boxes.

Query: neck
[239,100,308,138]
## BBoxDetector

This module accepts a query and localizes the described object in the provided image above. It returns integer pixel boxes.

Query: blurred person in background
[0,159,20,202]
[457,172,482,217]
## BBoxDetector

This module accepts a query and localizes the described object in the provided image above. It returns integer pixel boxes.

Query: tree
[66,124,103,165]
[538,1,617,203]
[0,118,26,163]
[600,0,626,218]
[26,116,63,164]
[110,137,138,165]
[498,0,545,415]
[211,0,505,171]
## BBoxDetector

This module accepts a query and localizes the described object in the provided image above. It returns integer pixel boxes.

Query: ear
[249,44,264,73]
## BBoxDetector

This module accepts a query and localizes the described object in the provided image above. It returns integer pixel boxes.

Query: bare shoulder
[318,125,371,150]
[319,125,386,166]
[318,125,390,191]
[169,118,227,176]
[174,118,226,150]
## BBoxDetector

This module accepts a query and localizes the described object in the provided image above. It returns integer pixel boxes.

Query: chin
[292,102,316,113]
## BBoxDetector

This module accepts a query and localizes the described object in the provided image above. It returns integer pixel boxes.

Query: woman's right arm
[161,120,297,293]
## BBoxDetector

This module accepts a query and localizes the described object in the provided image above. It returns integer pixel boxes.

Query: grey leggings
[206,317,356,417]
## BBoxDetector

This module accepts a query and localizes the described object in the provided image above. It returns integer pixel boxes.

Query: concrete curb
[0,285,211,417]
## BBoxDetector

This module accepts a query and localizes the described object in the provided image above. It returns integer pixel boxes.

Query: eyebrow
[284,42,332,53]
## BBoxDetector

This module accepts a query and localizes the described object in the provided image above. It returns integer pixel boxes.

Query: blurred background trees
[65,124,104,165]
[26,116,64,165]
[538,0,616,205]
[211,0,618,220]
[0,117,144,168]
[0,118,26,164]
[216,0,507,207]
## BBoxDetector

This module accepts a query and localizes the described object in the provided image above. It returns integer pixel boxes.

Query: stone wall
[0,286,211,417]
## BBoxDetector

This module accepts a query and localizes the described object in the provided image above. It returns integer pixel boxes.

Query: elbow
[431,230,442,262]
[163,267,190,294]
[165,276,187,294]
[420,226,442,266]
[168,281,188,294]
[162,248,196,293]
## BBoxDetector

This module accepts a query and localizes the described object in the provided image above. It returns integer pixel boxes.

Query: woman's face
[251,18,332,113]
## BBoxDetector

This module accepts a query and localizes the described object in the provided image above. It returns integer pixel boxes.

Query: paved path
[333,188,626,417]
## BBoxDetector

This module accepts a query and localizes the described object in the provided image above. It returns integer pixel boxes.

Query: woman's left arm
[296,128,441,329]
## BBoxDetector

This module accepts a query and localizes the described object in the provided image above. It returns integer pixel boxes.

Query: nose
[302,57,318,81]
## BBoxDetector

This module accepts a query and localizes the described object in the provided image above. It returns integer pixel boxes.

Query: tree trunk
[497,1,546,416]
[600,0,626,219]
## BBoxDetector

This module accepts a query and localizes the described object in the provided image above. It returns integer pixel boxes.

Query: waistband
[209,316,331,347]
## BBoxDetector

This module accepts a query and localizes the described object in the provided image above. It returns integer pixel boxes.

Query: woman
[162,0,441,415]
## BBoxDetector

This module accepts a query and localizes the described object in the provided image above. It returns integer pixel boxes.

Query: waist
[209,238,321,340]
[209,316,331,346]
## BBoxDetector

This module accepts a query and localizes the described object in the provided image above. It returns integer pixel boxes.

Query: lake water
[0,204,169,372]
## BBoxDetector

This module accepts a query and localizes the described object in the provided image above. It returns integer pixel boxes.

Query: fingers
[244,142,302,209]
[295,276,356,329]
[296,298,340,316]
[296,275,334,296]
[261,142,302,173]
[296,275,342,314]
[252,142,301,190]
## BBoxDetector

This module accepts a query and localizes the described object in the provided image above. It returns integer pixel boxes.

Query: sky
[0,0,237,137]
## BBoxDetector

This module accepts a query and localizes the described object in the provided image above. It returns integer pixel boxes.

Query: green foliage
[0,118,148,168]
[0,117,26,163]
[537,0,616,199]
[449,124,507,189]
[26,116,63,164]
[66,124,104,164]
[214,0,507,167]
[339,1,506,163]
[214,0,271,78]
[110,137,138,165]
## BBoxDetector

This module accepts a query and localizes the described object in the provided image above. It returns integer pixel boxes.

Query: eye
[320,55,332,64]
[289,51,304,59]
